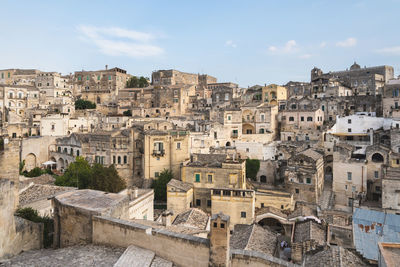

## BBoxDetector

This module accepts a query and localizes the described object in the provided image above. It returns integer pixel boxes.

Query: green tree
[91,164,126,193]
[138,76,149,88]
[55,156,92,188]
[123,110,132,116]
[151,169,173,202]
[126,76,139,88]
[75,99,96,110]
[126,76,149,88]
[55,157,126,193]
[246,159,260,181]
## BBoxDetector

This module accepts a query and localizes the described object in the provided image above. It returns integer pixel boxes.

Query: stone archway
[57,158,65,171]
[258,217,285,234]
[25,153,37,171]
[50,157,57,170]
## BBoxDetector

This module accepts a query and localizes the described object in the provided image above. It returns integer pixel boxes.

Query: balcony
[231,132,239,138]
[153,149,165,156]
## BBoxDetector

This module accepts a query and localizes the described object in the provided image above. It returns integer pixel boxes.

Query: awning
[42,161,56,165]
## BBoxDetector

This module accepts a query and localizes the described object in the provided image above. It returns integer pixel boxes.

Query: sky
[1,0,400,87]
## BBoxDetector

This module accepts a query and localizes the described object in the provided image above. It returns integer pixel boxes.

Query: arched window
[76,150,80,156]
[70,148,73,156]
[118,156,121,164]
[259,129,265,134]
[63,148,67,153]
[58,147,61,153]
[113,155,115,164]
[124,155,127,164]
[372,153,384,163]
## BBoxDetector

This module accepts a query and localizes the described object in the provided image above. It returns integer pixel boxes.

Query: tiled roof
[230,224,277,256]
[293,220,326,245]
[167,179,193,192]
[300,148,323,161]
[172,208,209,230]
[304,246,370,267]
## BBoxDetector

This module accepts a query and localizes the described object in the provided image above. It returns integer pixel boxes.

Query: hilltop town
[1,63,400,266]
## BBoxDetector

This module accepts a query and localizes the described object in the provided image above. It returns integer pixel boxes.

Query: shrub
[246,159,260,181]
[15,207,54,248]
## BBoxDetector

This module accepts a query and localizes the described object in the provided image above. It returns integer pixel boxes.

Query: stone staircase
[319,180,334,210]
[114,245,173,267]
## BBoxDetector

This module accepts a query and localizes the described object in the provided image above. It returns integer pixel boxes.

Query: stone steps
[114,245,173,267]
[114,245,155,267]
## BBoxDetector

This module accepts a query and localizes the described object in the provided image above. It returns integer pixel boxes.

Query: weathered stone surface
[0,245,124,267]
[114,245,155,267]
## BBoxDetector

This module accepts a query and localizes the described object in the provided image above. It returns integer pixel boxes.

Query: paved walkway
[0,245,124,267]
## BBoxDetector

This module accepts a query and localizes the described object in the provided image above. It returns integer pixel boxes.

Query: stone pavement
[0,245,124,267]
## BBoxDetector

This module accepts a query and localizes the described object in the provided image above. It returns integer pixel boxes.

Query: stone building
[383,78,400,118]
[332,143,367,209]
[52,188,154,248]
[76,67,130,105]
[152,69,201,86]
[382,167,400,211]
[311,62,394,96]
[211,188,255,229]
[279,108,324,141]
[284,148,324,204]
[50,130,134,184]
[262,84,287,109]
[181,154,246,213]
[167,179,194,219]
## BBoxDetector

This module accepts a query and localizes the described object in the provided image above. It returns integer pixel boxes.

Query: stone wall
[21,136,57,171]
[0,179,43,259]
[328,225,353,248]
[231,249,299,267]
[92,216,210,267]
[0,139,20,181]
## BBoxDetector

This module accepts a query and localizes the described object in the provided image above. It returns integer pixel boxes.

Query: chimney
[162,210,173,226]
[105,65,108,70]
[128,187,139,200]
[209,213,230,267]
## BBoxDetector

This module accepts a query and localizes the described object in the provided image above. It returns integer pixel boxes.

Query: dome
[350,62,360,70]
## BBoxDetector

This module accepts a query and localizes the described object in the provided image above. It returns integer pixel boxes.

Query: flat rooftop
[54,189,126,212]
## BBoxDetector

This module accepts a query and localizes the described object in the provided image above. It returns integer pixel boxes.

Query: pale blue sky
[1,0,399,86]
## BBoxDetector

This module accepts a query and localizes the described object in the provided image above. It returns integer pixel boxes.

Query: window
[348,128,352,133]
[241,212,246,218]
[86,75,89,80]
[229,174,238,184]
[78,76,82,81]
[295,188,299,194]
[213,222,218,227]
[58,147,61,153]
[260,114,265,121]
[307,117,313,121]
[155,172,160,177]
[301,116,304,121]
[259,129,264,134]
[154,142,164,153]
[322,105,325,111]
[108,75,111,80]
[195,173,201,182]
[375,186,381,192]
[207,200,211,207]
[176,142,181,149]
[173,98,179,103]
[261,203,264,208]
[348,119,352,124]
[227,115,231,121]
[97,75,100,80]
[220,223,225,228]
[113,156,116,164]
[345,185,348,190]
[196,199,201,206]
[306,178,311,184]
[289,116,294,121]
[352,186,356,192]
[225,93,229,101]
[117,156,121,164]
[124,155,127,164]
[207,174,213,183]
[374,171,379,179]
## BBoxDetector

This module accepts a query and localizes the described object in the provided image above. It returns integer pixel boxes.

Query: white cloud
[299,54,312,59]
[376,46,400,55]
[225,40,237,48]
[336,37,357,47]
[77,25,163,57]
[319,41,327,48]
[268,40,298,54]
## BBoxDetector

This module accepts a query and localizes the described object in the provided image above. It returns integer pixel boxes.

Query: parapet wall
[231,249,300,267]
[92,216,210,267]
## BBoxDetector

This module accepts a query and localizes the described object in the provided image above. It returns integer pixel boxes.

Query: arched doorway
[25,153,37,171]
[260,175,267,183]
[57,158,65,171]
[258,217,285,234]
[226,141,231,147]
[371,153,384,163]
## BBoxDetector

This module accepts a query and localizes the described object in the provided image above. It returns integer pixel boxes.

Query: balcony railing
[153,149,165,156]
[231,133,239,138]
